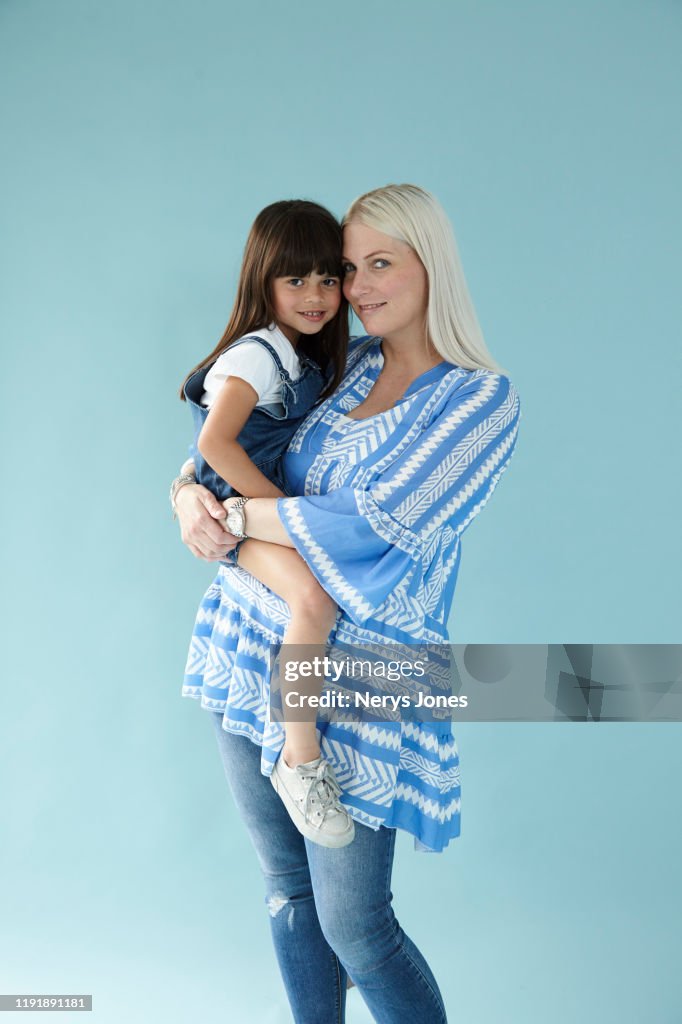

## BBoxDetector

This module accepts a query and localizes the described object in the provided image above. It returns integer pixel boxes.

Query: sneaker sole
[270,769,355,848]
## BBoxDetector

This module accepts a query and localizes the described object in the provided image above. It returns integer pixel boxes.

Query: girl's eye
[323,278,340,288]
[287,278,304,286]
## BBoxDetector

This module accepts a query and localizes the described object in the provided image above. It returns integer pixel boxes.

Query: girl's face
[271,271,341,345]
[342,222,428,342]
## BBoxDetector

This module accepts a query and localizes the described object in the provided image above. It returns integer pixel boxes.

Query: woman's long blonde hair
[344,184,505,374]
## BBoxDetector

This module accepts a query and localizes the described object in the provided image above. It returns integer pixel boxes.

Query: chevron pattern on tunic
[421,533,447,614]
[184,636,211,676]
[338,379,374,413]
[231,682,268,716]
[394,783,461,822]
[193,603,218,630]
[346,806,385,830]
[261,716,285,748]
[334,617,420,648]
[199,694,230,710]
[328,460,351,490]
[202,644,236,690]
[459,455,513,529]
[393,386,519,525]
[299,342,380,430]
[380,592,427,636]
[424,425,519,538]
[304,453,345,495]
[326,406,409,463]
[321,741,398,806]
[182,683,203,697]
[402,721,458,754]
[225,673,266,715]
[211,613,240,641]
[217,568,290,637]
[371,373,502,504]
[399,748,461,791]
[422,530,441,564]
[357,372,465,480]
[424,536,461,615]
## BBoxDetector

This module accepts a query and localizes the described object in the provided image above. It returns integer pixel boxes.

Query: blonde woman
[173,184,521,1022]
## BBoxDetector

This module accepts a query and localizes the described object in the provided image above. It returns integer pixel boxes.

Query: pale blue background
[1,1,681,1021]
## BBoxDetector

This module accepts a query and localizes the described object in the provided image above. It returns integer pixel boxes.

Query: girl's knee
[289,579,337,627]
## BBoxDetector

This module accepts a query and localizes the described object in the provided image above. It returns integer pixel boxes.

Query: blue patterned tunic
[183,335,521,851]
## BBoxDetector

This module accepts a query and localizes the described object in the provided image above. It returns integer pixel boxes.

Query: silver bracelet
[170,473,197,518]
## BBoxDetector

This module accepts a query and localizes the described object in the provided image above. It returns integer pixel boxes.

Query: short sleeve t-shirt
[200,325,302,409]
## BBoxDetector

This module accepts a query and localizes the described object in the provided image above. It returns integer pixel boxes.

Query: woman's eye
[342,262,355,274]
[373,259,389,269]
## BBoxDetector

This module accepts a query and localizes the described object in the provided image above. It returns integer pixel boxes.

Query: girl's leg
[306,824,448,1024]
[210,713,349,1023]
[237,538,338,767]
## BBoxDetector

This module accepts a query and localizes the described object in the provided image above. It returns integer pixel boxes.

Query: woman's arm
[198,377,285,499]
[266,373,521,623]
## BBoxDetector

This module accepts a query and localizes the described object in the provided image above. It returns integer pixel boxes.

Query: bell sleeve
[277,371,521,624]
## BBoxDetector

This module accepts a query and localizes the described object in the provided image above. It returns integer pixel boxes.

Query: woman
[173,184,521,1022]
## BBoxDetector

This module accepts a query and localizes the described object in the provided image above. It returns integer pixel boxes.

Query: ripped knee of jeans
[266,893,296,931]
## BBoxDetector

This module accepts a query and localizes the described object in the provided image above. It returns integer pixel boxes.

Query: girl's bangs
[269,218,343,278]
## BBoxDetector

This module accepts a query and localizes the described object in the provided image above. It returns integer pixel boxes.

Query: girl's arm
[227,495,296,547]
[198,376,286,499]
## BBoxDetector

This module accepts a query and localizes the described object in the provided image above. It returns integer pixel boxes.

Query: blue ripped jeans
[210,714,448,1024]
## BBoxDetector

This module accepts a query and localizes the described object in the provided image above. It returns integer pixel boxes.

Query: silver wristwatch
[225,496,251,539]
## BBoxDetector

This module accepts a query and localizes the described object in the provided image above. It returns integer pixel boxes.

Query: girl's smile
[272,271,341,343]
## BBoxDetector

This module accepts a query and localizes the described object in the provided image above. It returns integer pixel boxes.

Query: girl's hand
[175,483,239,561]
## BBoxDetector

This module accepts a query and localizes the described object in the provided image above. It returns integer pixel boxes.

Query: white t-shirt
[200,325,302,409]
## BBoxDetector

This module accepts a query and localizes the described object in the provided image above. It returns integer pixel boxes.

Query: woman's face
[342,221,428,342]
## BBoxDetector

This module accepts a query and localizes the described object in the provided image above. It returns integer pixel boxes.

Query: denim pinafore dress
[183,335,326,501]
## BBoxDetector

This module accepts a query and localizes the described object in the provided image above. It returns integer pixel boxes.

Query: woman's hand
[175,483,239,561]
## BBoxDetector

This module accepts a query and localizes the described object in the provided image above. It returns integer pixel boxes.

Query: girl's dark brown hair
[180,200,349,402]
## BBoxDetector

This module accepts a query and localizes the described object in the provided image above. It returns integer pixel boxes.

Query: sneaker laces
[295,760,344,826]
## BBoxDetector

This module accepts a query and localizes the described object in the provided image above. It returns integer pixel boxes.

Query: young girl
[175,200,354,848]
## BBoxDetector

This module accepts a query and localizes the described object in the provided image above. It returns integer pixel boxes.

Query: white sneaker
[270,755,355,848]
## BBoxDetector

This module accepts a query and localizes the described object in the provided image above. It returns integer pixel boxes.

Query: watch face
[226,509,243,537]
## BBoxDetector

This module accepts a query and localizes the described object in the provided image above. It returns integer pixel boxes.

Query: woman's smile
[358,301,387,314]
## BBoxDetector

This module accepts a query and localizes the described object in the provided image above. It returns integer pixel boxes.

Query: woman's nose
[346,270,369,299]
